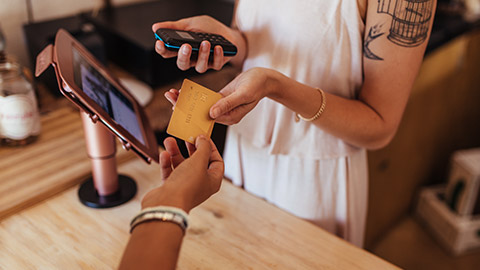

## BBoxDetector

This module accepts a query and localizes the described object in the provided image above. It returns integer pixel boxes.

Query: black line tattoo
[378,0,434,47]
[365,0,434,60]
[405,7,423,17]
[364,24,385,60]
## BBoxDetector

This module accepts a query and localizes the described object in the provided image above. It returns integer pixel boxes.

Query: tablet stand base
[78,175,136,208]
[78,112,137,209]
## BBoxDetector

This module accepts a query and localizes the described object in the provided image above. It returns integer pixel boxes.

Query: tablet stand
[78,112,137,208]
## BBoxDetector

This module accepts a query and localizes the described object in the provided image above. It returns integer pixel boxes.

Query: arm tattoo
[364,0,434,60]
[364,24,385,60]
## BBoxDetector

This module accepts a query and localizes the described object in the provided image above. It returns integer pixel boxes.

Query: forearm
[118,222,184,270]
[266,69,401,150]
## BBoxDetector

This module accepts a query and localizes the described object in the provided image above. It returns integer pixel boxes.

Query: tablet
[36,29,159,163]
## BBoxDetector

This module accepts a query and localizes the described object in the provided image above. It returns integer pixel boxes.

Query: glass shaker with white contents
[0,25,41,146]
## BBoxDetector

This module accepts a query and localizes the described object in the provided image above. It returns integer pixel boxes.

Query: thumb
[188,135,212,167]
[152,19,190,33]
[209,93,244,120]
[209,80,237,119]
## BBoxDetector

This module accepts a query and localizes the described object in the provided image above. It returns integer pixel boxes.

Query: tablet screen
[72,47,145,145]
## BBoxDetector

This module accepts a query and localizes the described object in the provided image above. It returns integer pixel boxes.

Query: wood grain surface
[0,157,400,270]
[0,106,135,220]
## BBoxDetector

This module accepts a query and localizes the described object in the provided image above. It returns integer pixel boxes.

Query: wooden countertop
[0,106,135,220]
[0,157,399,269]
[0,67,399,269]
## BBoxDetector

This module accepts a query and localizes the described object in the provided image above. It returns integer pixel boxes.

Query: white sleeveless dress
[224,0,368,247]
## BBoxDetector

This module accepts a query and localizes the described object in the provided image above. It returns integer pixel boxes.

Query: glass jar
[0,60,41,146]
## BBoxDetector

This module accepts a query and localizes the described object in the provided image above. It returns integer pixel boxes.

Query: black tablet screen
[72,47,145,145]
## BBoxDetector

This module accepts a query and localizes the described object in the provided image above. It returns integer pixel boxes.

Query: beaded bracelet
[295,88,326,122]
[130,206,189,234]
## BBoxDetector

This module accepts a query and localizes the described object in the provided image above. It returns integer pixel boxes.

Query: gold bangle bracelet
[295,88,326,122]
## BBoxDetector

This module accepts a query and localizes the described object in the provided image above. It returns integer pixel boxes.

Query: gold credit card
[166,79,222,144]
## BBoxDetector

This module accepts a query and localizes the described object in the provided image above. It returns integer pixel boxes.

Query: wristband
[130,206,189,233]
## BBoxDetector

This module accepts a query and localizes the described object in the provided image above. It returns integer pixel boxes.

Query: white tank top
[230,0,367,159]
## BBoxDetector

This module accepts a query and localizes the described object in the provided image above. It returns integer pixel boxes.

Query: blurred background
[1,0,149,68]
[0,0,479,269]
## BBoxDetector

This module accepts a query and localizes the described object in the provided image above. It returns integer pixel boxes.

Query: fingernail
[196,135,205,146]
[210,107,220,119]
[182,45,190,55]
[164,94,173,104]
[202,41,208,51]
[156,42,162,51]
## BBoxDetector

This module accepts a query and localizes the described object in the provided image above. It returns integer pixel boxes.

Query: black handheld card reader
[155,28,237,57]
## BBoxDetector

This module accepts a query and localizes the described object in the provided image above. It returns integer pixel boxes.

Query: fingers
[176,41,214,73]
[152,18,228,73]
[209,91,242,120]
[153,20,189,59]
[185,141,197,156]
[212,104,254,125]
[191,136,224,181]
[152,20,190,33]
[208,80,238,119]
[155,40,180,58]
[164,88,179,106]
[160,151,173,180]
[152,22,176,32]
[188,135,212,167]
[174,42,218,73]
[207,137,222,163]
[212,46,224,71]
[195,41,211,73]
[209,92,256,125]
[177,44,193,71]
[163,137,184,168]
[207,139,224,181]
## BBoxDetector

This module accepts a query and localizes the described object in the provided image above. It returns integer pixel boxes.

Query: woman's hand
[141,136,224,213]
[152,15,245,73]
[163,68,275,126]
[209,68,276,125]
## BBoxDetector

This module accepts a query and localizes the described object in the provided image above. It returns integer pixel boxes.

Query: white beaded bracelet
[130,206,189,234]
[295,88,326,122]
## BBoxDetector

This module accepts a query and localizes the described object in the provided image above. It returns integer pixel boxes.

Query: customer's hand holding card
[166,79,222,144]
